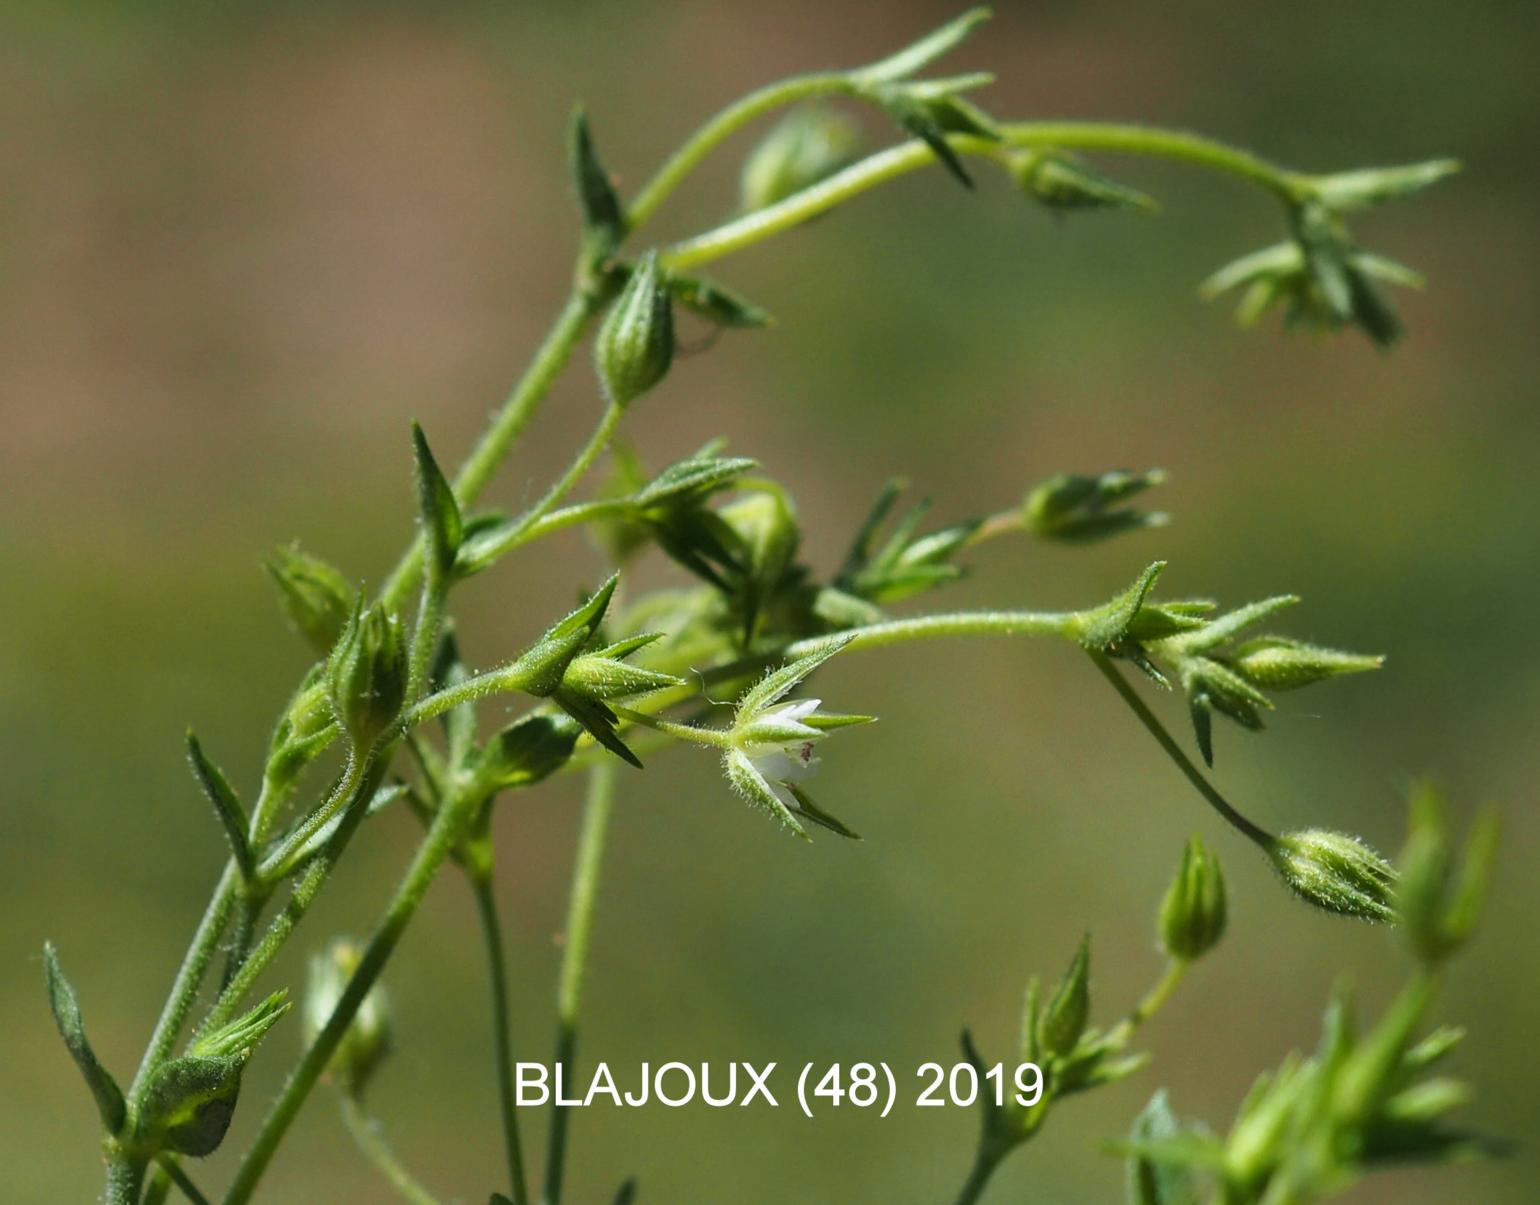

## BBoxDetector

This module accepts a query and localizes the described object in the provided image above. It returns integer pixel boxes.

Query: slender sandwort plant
[39,11,1494,1203]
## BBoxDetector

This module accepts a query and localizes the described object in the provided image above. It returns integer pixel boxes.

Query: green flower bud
[1159,837,1227,962]
[306,939,390,1098]
[473,715,582,794]
[1011,150,1156,214]
[1269,829,1397,923]
[1024,468,1167,543]
[327,603,407,750]
[594,253,674,408]
[1228,637,1384,691]
[1396,783,1498,964]
[1041,935,1091,1058]
[137,992,289,1157]
[561,635,686,702]
[739,104,863,213]
[265,543,354,656]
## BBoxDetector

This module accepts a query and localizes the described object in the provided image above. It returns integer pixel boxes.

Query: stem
[951,1142,1006,1205]
[607,705,731,748]
[222,774,480,1204]
[466,400,627,575]
[155,1154,212,1205]
[787,609,1074,655]
[105,1148,146,1205]
[469,865,531,1205]
[381,289,600,611]
[665,121,1305,272]
[626,74,852,229]
[339,1095,441,1205]
[1105,959,1188,1047]
[255,752,366,886]
[544,761,617,1205]
[1086,650,1275,850]
[127,864,239,1100]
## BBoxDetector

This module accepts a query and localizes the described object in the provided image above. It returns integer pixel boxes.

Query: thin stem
[255,752,366,885]
[626,74,852,229]
[381,289,601,610]
[1104,959,1188,1047]
[105,1149,146,1205]
[469,400,626,575]
[127,864,239,1100]
[1086,650,1276,851]
[222,770,480,1204]
[339,1095,442,1205]
[200,758,389,1038]
[787,609,1074,656]
[404,662,541,728]
[469,865,531,1205]
[665,121,1305,272]
[951,1142,1006,1205]
[607,705,731,748]
[544,761,617,1205]
[155,1154,213,1205]
[142,1167,171,1205]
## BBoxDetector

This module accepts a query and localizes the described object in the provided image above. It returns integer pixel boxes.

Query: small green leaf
[186,732,254,882]
[570,107,627,253]
[854,7,992,85]
[1126,1090,1201,1205]
[1074,561,1166,650]
[736,636,853,720]
[43,943,126,1134]
[412,423,464,580]
[670,273,775,329]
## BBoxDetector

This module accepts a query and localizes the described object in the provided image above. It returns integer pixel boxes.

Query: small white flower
[739,698,823,787]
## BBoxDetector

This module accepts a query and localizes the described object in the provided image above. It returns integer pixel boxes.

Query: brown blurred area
[2,2,1536,1201]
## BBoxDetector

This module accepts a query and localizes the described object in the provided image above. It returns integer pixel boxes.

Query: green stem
[665,121,1305,271]
[787,609,1074,655]
[222,773,481,1204]
[255,752,367,885]
[155,1153,212,1205]
[142,1166,171,1205]
[339,1095,441,1205]
[127,864,239,1100]
[469,400,626,575]
[626,74,852,229]
[544,761,617,1205]
[469,863,531,1205]
[1105,959,1188,1047]
[200,759,388,1039]
[381,288,601,611]
[951,1142,1006,1205]
[105,1148,146,1205]
[1086,650,1275,850]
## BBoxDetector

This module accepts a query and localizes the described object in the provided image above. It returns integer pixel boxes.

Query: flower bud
[1159,837,1227,962]
[1024,468,1167,543]
[327,603,407,750]
[1011,150,1155,214]
[1396,783,1498,964]
[1269,829,1397,923]
[265,543,354,656]
[306,939,390,1097]
[1040,935,1091,1058]
[1229,637,1384,691]
[594,253,674,408]
[739,104,862,212]
[473,715,582,794]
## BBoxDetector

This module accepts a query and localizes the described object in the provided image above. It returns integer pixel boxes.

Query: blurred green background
[3,1,1536,1201]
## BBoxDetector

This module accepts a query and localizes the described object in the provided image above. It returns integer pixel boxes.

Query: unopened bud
[265,544,354,656]
[327,603,407,749]
[595,253,674,407]
[305,939,390,1097]
[1269,829,1397,923]
[1040,935,1091,1058]
[1159,837,1227,962]
[739,104,862,212]
[1229,638,1383,691]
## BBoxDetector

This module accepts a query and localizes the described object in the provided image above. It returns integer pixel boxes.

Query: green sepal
[1013,151,1157,214]
[1311,159,1460,211]
[1025,468,1168,543]
[570,107,627,255]
[186,731,254,882]
[736,636,852,721]
[785,784,860,839]
[1041,935,1091,1058]
[853,8,992,85]
[1073,561,1166,650]
[555,691,642,768]
[670,273,775,329]
[724,748,806,839]
[562,648,687,701]
[412,423,463,580]
[1126,1090,1201,1205]
[473,715,582,794]
[632,456,759,510]
[264,543,355,656]
[43,943,126,1134]
[510,575,620,698]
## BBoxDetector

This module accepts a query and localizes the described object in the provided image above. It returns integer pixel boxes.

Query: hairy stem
[544,761,617,1205]
[155,1154,212,1205]
[469,864,531,1205]
[1086,650,1275,850]
[222,772,479,1203]
[339,1095,441,1205]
